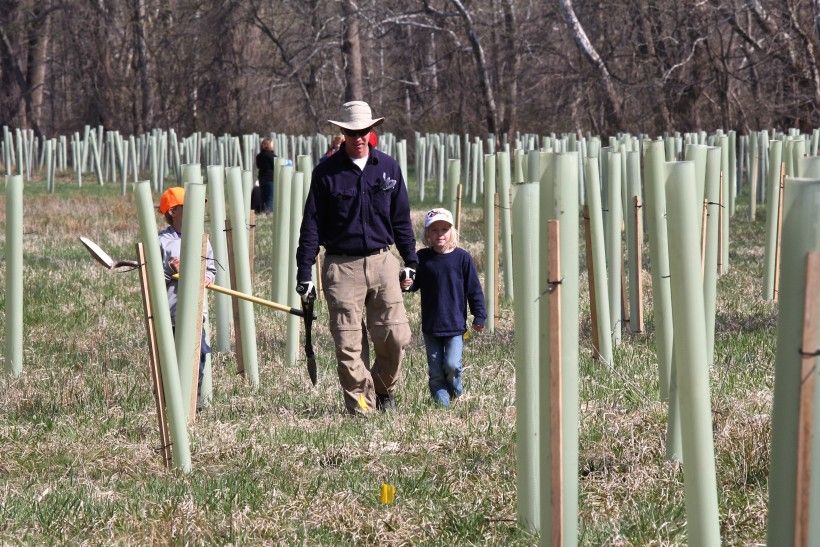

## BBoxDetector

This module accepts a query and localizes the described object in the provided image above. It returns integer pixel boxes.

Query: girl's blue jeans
[422,333,464,407]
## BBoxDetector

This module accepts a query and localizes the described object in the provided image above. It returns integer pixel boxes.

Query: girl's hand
[472,323,484,332]
[400,278,413,290]
[169,256,180,273]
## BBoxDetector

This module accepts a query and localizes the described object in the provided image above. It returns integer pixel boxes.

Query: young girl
[402,208,486,407]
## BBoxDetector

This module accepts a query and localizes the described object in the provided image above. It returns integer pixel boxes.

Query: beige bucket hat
[328,101,385,131]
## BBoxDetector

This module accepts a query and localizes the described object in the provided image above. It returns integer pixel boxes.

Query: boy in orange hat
[158,187,216,410]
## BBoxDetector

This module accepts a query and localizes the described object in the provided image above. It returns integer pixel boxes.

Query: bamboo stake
[547,219,563,547]
[633,196,644,333]
[248,210,256,284]
[583,206,600,357]
[794,253,820,547]
[137,243,171,467]
[773,163,786,302]
[187,235,208,423]
[225,219,245,376]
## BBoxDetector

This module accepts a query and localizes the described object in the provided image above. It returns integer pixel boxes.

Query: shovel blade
[307,354,318,386]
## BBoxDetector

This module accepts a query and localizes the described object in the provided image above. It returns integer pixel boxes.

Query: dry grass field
[0,175,773,544]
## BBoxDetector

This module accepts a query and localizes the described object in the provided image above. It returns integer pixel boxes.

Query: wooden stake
[455,183,463,231]
[315,252,323,299]
[794,252,820,547]
[136,243,171,467]
[187,235,208,423]
[701,198,708,278]
[717,173,724,275]
[633,196,644,333]
[248,210,256,286]
[494,192,501,320]
[547,219,563,547]
[583,206,600,357]
[225,219,245,376]
[773,163,786,302]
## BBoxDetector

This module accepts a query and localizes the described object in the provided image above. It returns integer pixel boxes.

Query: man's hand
[399,267,415,291]
[296,280,316,302]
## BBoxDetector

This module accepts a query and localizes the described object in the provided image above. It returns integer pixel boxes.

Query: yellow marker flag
[379,483,396,505]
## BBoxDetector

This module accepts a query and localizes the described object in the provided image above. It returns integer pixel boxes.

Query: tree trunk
[558,0,623,129]
[500,0,518,136]
[341,0,364,101]
[133,0,154,133]
[450,0,498,134]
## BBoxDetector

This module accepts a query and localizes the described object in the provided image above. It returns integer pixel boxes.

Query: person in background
[321,134,345,162]
[401,208,485,407]
[296,101,417,414]
[256,137,276,213]
[157,187,217,410]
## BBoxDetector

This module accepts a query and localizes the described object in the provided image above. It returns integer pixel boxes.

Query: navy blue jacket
[296,146,417,282]
[409,247,487,336]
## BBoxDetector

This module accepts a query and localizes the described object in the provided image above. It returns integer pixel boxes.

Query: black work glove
[399,267,416,292]
[296,280,316,302]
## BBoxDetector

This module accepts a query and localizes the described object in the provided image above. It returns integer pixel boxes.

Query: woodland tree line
[1,0,819,140]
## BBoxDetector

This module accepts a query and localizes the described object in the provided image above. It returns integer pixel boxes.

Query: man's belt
[326,246,389,257]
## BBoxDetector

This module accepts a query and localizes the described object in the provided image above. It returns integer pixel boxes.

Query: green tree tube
[286,172,305,366]
[643,142,673,401]
[684,144,708,237]
[625,151,641,333]
[470,142,479,204]
[273,165,293,305]
[762,141,784,300]
[398,140,407,184]
[174,182,208,419]
[514,148,524,183]
[89,130,103,186]
[584,159,613,367]
[207,165,232,353]
[512,182,540,532]
[4,175,23,376]
[483,154,496,334]
[45,139,53,193]
[417,137,426,202]
[437,143,446,203]
[703,148,721,367]
[767,176,820,546]
[539,152,580,546]
[225,167,259,388]
[749,132,759,220]
[719,136,730,273]
[135,181,191,472]
[798,157,820,178]
[729,130,737,216]
[664,161,721,546]
[497,150,514,300]
[606,152,623,346]
[242,170,253,217]
[447,159,460,216]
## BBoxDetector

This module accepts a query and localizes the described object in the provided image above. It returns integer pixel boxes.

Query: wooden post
[633,196,644,333]
[455,183,463,231]
[701,199,708,278]
[187,235,208,423]
[225,219,245,375]
[583,205,600,357]
[773,163,786,302]
[136,243,171,467]
[717,173,724,275]
[794,252,820,547]
[547,219,563,547]
[248,210,256,285]
[494,192,501,320]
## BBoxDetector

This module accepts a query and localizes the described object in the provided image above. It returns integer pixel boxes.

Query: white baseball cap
[424,208,454,228]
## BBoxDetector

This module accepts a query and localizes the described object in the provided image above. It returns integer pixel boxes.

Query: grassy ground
[0,174,773,544]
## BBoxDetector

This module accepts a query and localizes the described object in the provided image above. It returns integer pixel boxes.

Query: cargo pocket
[370,253,408,326]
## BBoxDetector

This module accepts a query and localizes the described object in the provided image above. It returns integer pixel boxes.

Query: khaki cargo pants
[322,249,412,414]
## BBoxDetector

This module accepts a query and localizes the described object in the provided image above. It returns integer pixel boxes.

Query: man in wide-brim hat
[296,100,417,414]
